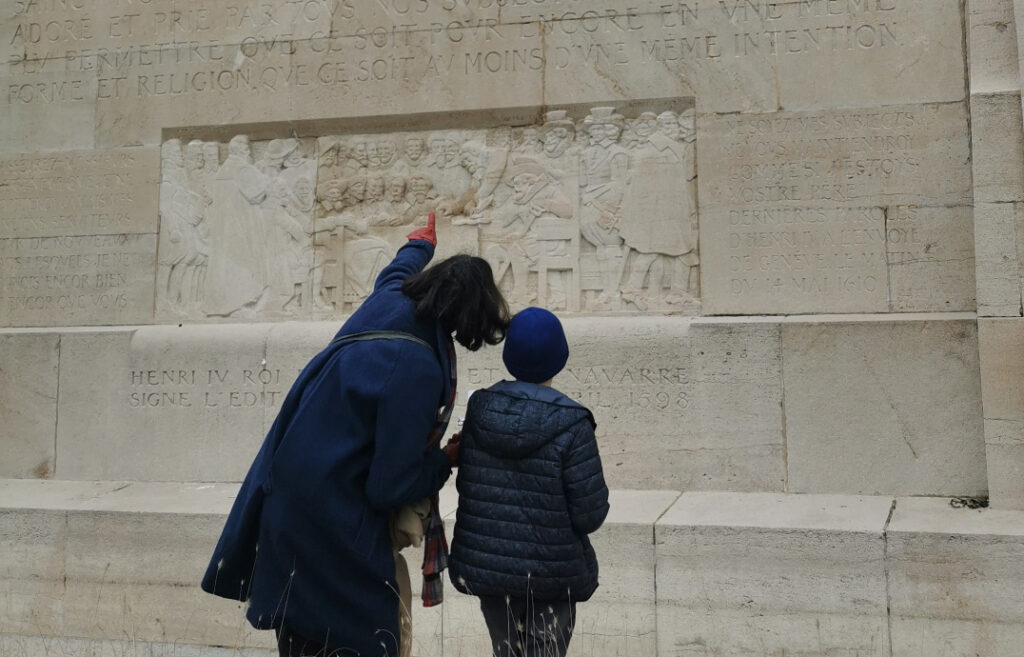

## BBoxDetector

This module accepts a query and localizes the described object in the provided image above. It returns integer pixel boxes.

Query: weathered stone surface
[0,63,97,154]
[0,332,58,478]
[0,234,156,327]
[887,205,976,312]
[969,0,1021,94]
[155,111,701,322]
[979,318,1024,508]
[782,317,987,496]
[699,102,973,314]
[971,93,1024,204]
[511,0,966,112]
[888,496,1024,657]
[55,326,274,481]
[656,492,893,657]
[0,636,276,657]
[974,201,1024,316]
[459,317,784,491]
[0,147,159,239]
[572,490,679,657]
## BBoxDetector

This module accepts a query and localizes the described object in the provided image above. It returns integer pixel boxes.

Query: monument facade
[2,0,1024,656]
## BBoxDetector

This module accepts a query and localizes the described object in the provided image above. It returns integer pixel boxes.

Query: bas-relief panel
[156,106,700,319]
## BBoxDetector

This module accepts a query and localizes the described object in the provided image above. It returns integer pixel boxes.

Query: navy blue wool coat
[201,240,452,657]
[448,380,610,602]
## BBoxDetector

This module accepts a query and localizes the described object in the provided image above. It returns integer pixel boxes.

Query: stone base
[0,314,986,497]
[4,481,1024,657]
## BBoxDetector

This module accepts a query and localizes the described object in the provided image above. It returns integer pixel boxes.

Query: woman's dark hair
[402,255,509,350]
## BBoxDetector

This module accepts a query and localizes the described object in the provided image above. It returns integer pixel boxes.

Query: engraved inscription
[700,102,971,314]
[465,364,690,419]
[158,105,700,319]
[3,0,917,105]
[0,233,155,325]
[0,149,155,238]
[126,366,294,410]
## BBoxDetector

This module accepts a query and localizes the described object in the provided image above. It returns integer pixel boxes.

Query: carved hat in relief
[502,307,570,384]
[582,106,624,130]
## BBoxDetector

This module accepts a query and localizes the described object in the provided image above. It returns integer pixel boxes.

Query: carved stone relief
[156,105,699,319]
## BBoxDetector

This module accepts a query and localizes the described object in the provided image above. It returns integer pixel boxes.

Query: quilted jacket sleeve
[563,418,609,535]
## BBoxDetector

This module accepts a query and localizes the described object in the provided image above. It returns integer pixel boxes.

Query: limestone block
[94,42,299,148]
[0,479,129,511]
[699,102,973,314]
[506,0,965,111]
[0,63,96,154]
[970,92,1024,204]
[969,0,1022,94]
[0,507,64,582]
[55,326,274,481]
[974,201,1024,316]
[61,580,270,648]
[0,635,276,657]
[887,497,1024,657]
[887,205,977,312]
[0,505,67,637]
[0,332,58,478]
[656,492,893,657]
[0,147,160,239]
[572,490,680,657]
[458,317,784,491]
[538,17,703,111]
[1,1,331,68]
[783,317,986,496]
[0,233,156,328]
[979,318,1024,508]
[688,320,785,491]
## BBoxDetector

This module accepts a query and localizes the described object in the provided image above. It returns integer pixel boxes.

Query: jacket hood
[466,380,595,459]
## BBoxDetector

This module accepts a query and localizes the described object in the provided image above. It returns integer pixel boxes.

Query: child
[448,307,610,657]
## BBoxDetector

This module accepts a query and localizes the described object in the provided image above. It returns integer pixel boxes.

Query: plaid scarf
[421,334,456,607]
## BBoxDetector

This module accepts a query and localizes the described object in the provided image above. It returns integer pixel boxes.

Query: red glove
[442,432,461,467]
[406,212,437,246]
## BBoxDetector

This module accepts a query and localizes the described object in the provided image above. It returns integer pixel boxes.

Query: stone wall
[3,0,1024,655]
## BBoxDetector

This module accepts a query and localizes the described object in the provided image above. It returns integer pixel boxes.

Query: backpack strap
[330,330,433,353]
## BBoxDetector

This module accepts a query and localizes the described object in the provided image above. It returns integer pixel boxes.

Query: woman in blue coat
[202,214,508,656]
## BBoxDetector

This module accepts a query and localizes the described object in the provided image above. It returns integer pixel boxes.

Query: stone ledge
[4,484,1024,656]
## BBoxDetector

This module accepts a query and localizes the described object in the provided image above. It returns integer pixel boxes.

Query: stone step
[0,313,986,497]
[2,481,1023,657]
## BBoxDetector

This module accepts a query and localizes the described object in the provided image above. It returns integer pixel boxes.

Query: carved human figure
[202,135,269,317]
[264,177,314,312]
[616,110,700,309]
[474,157,571,305]
[158,140,208,313]
[671,109,700,303]
[579,107,629,308]
[403,136,428,167]
[540,111,575,159]
[180,140,213,307]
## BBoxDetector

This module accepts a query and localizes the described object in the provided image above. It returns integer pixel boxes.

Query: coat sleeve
[364,342,452,512]
[372,239,434,294]
[563,418,610,535]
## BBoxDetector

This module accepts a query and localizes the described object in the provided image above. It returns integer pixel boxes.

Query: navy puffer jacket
[448,380,610,602]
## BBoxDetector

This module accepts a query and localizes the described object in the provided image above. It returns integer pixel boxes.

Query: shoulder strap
[330,330,433,354]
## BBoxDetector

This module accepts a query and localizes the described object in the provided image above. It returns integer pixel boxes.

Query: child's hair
[502,307,569,383]
[402,255,509,351]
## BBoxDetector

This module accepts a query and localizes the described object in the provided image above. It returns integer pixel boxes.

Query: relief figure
[158,140,209,313]
[616,113,686,310]
[202,135,269,317]
[579,107,629,309]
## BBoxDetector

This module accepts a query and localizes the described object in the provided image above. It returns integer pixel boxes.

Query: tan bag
[389,497,432,550]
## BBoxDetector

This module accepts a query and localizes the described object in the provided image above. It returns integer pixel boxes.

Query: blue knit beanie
[502,307,569,384]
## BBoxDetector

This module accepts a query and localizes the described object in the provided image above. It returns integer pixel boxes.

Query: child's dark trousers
[479,595,576,657]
